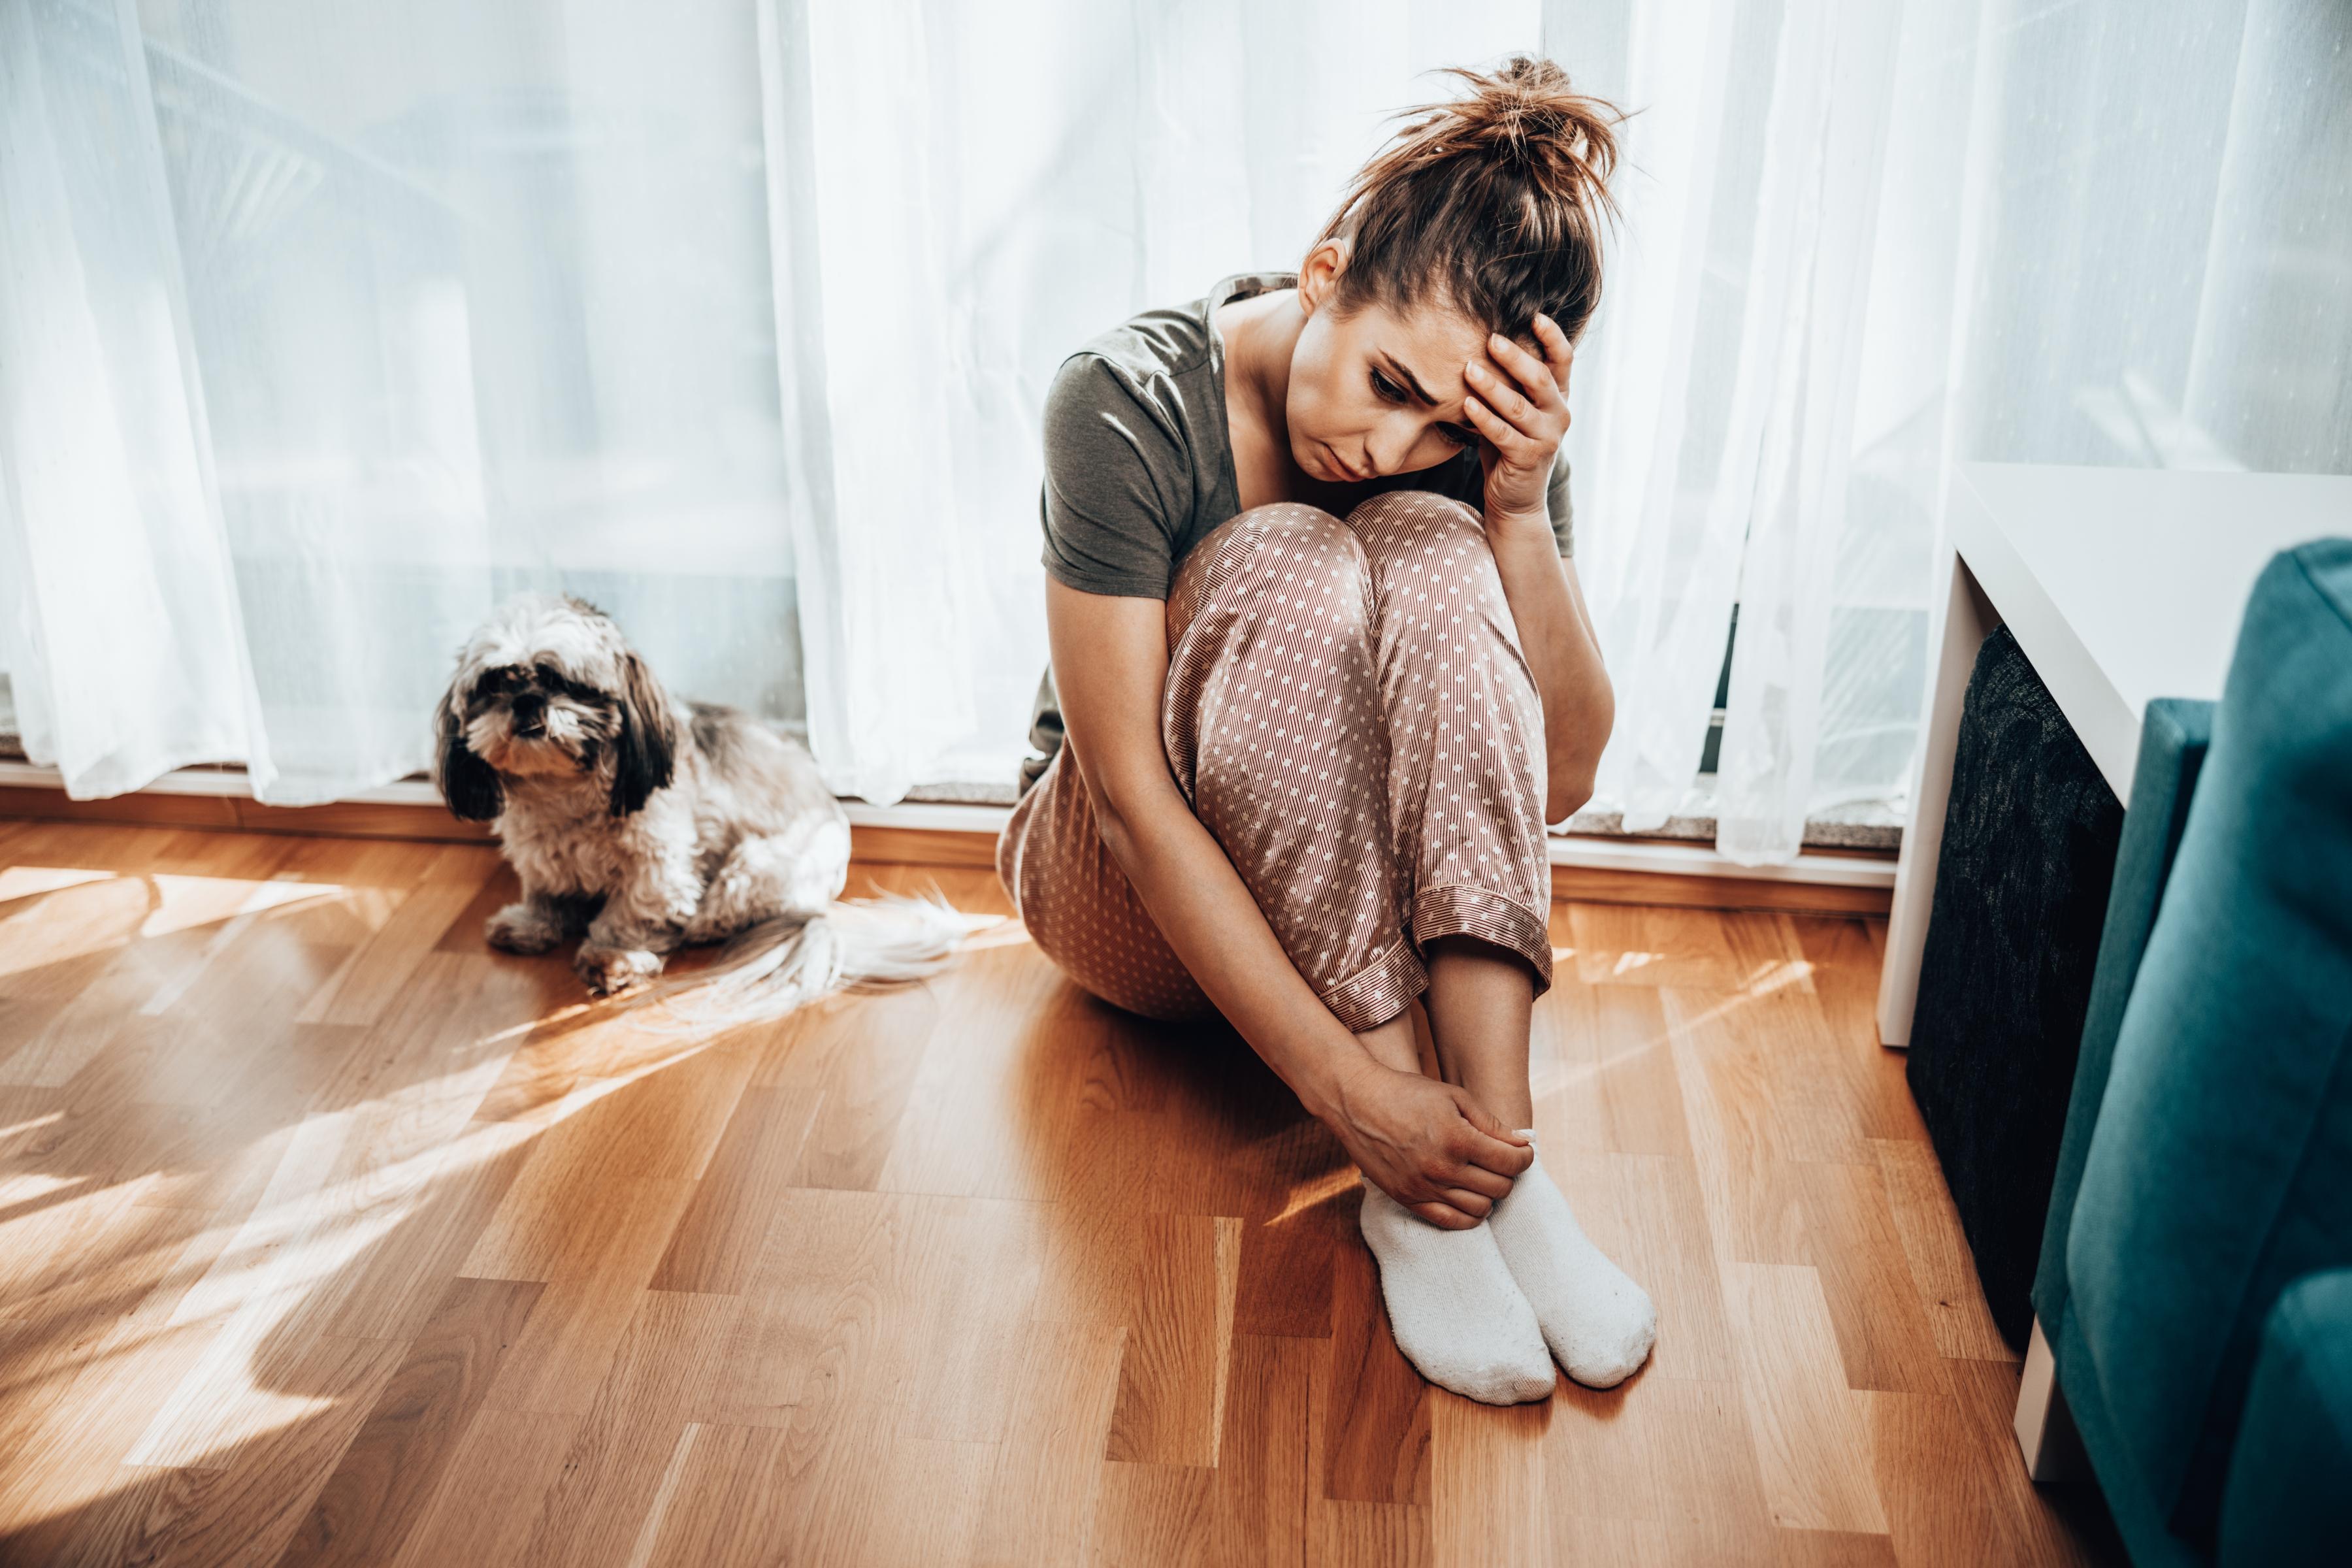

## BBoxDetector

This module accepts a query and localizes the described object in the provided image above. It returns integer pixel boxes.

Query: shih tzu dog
[433,593,971,1007]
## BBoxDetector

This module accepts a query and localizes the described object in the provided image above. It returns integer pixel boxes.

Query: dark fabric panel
[1906,625,2124,1349]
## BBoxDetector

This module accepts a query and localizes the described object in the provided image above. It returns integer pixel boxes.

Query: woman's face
[1282,244,1494,484]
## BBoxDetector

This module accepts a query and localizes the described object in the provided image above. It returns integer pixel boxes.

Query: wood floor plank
[1942,1356,2106,1566]
[1106,1212,1239,1468]
[1664,987,1836,1266]
[636,1422,822,1568]
[892,1196,1048,1445]
[874,945,1075,1202]
[1870,1137,2017,1364]
[1431,1394,1550,1568]
[127,1339,406,1567]
[1569,902,1744,990]
[383,1406,585,1568]
[967,1318,1127,1568]
[1229,1116,1350,1338]
[1544,1375,1776,1560]
[1322,1192,1432,1507]
[763,983,940,1190]
[692,1186,907,1431]
[279,1275,545,1568]
[1791,1158,1944,1394]
[295,845,499,1027]
[1090,1462,1215,1568]
[649,1085,825,1295]
[826,1435,998,1568]
[1723,1262,1890,1537]
[1205,1331,1320,1566]
[1547,1148,1735,1383]
[1311,1499,1433,1568]
[512,1289,742,1568]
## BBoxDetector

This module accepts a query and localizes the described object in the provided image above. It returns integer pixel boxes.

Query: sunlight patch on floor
[0,866,117,903]
[139,874,342,939]
[1267,1164,1361,1228]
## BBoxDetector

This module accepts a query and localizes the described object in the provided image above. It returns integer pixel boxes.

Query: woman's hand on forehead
[1460,313,1573,527]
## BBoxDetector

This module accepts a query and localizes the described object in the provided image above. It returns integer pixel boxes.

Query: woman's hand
[1462,312,1575,525]
[1324,1056,1535,1229]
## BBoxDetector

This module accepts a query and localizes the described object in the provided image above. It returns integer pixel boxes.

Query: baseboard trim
[0,764,1893,915]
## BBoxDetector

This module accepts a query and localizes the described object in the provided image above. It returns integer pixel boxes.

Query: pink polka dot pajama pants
[997,490,1556,1033]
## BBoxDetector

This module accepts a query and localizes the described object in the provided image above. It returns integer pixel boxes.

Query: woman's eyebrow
[1380,351,1441,406]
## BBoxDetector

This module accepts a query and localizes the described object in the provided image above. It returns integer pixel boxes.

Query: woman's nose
[1364,416,1423,476]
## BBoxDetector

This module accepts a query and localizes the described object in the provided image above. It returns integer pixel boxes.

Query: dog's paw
[576,944,664,996]
[486,902,563,955]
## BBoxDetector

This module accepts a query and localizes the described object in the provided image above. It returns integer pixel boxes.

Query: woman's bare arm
[1487,521,1612,823]
[1461,316,1615,823]
[1046,579,1531,1226]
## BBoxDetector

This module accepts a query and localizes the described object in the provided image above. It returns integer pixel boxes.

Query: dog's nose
[513,694,547,735]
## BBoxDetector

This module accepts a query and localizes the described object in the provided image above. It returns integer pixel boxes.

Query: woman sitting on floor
[997,57,1654,1403]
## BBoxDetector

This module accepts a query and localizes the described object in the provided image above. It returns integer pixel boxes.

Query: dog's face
[433,595,678,822]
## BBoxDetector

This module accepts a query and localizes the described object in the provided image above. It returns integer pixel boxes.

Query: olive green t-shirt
[1023,272,1575,793]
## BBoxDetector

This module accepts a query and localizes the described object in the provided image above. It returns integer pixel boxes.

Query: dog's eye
[535,662,564,689]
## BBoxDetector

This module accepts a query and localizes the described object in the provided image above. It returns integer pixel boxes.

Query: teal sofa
[2029,538,2352,1565]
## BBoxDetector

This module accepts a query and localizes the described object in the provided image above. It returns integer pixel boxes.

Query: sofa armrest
[2219,1267,2352,1566]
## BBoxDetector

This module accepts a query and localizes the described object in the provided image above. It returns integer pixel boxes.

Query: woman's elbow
[1088,772,1160,867]
[1546,695,1613,825]
[1546,774,1596,828]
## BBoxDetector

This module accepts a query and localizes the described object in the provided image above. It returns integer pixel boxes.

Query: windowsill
[0,751,1899,902]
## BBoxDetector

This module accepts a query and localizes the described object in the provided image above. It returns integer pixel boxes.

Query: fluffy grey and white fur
[433,593,971,1008]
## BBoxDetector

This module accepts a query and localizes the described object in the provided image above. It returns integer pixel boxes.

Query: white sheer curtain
[766,0,1547,803]
[0,0,802,803]
[1552,0,2352,862]
[8,0,2348,834]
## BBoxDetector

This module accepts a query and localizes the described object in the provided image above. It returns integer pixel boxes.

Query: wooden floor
[0,821,2117,1567]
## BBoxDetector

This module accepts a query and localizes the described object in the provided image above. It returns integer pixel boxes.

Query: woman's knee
[1221,503,1369,583]
[1347,489,1501,596]
[1173,502,1375,641]
[1346,487,1479,531]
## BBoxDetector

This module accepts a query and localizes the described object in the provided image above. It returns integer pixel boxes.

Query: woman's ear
[608,649,680,817]
[432,681,503,823]
[1297,238,1350,316]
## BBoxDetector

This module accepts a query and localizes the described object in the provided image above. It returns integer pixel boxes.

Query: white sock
[1487,1132,1657,1388]
[1358,1184,1555,1405]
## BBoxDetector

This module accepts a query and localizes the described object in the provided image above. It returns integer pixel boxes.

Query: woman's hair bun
[1429,56,1620,208]
[1317,55,1624,342]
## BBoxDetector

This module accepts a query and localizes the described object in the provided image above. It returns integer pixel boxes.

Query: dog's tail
[656,891,993,1026]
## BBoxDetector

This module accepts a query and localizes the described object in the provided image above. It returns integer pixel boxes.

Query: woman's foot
[1358,1185,1556,1405]
[1486,1133,1657,1388]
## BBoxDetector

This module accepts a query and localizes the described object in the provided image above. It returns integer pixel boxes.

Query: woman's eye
[1439,423,1479,449]
[1371,370,1407,404]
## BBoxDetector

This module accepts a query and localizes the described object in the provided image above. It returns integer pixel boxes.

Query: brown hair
[1316,56,1622,344]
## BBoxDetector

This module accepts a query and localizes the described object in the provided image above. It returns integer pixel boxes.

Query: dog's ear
[608,647,679,817]
[432,679,503,823]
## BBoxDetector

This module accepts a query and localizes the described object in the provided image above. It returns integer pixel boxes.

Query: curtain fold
[1556,0,2352,864]
[1,0,804,804]
[0,0,263,798]
[766,0,1544,804]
